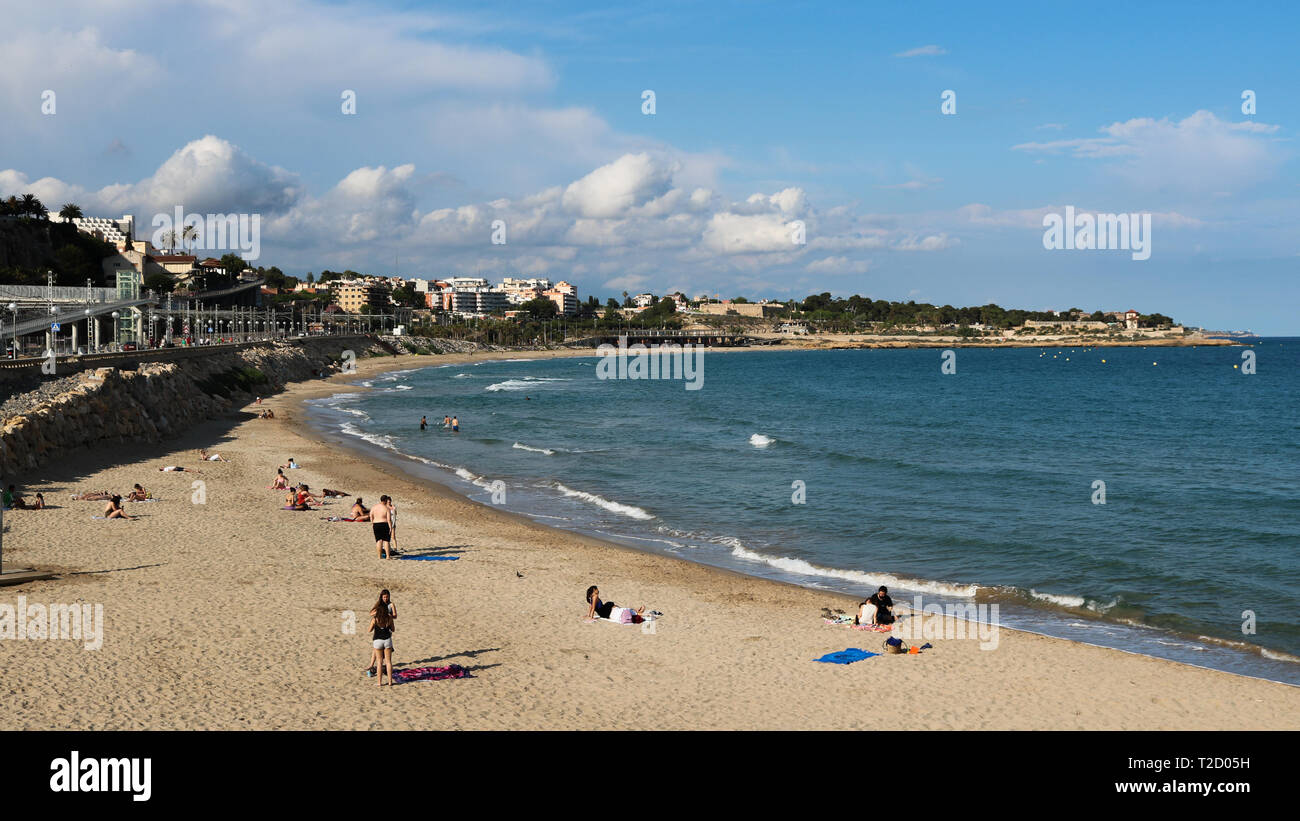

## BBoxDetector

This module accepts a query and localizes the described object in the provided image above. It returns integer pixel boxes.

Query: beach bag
[884,637,909,654]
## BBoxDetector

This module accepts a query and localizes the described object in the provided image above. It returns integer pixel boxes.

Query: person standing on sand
[364,589,397,676]
[372,496,394,559]
[368,601,396,686]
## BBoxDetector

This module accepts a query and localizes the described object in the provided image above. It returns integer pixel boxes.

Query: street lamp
[111,311,120,351]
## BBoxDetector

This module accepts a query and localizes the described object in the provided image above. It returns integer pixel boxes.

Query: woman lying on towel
[854,586,895,626]
[585,585,647,623]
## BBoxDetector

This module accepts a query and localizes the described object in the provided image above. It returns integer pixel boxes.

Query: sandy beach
[2,349,1296,731]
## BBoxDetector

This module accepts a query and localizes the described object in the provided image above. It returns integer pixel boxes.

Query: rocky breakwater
[0,337,384,475]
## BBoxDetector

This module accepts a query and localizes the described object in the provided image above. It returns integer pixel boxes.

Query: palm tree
[20,193,46,218]
[182,223,198,254]
[58,203,83,221]
[162,229,179,252]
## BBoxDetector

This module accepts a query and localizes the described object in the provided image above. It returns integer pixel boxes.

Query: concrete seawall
[0,335,384,476]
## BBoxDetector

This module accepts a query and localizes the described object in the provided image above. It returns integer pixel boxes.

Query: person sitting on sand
[198,449,228,462]
[855,586,895,626]
[271,470,289,490]
[265,409,275,419]
[364,589,397,676]
[585,585,646,623]
[4,485,25,510]
[296,484,322,506]
[103,495,134,520]
[127,484,150,502]
[350,498,371,522]
[29,493,45,509]
[368,601,396,687]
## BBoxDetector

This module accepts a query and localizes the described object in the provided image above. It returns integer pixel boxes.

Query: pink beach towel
[391,665,472,683]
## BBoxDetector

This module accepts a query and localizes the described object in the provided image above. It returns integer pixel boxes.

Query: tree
[391,284,423,308]
[520,296,558,319]
[144,272,175,293]
[20,194,46,218]
[58,203,83,221]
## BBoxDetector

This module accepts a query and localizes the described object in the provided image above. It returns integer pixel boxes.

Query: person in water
[451,416,459,433]
[420,415,427,431]
[856,586,895,626]
[585,585,645,622]
[442,415,451,428]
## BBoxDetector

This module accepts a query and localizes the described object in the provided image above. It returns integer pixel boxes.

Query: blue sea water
[306,341,1300,685]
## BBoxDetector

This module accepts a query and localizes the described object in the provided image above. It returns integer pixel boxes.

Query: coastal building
[543,287,578,316]
[330,279,392,313]
[697,301,781,318]
[632,293,656,308]
[47,212,135,249]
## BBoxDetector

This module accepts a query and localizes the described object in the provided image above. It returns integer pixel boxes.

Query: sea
[304,340,1300,685]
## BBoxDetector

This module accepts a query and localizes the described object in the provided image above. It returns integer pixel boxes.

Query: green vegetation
[196,366,269,398]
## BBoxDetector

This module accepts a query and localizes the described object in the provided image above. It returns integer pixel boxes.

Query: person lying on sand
[103,495,134,520]
[350,498,371,521]
[70,490,114,501]
[159,465,201,472]
[280,457,299,470]
[198,449,228,462]
[585,585,647,623]
[322,488,349,497]
[126,484,150,502]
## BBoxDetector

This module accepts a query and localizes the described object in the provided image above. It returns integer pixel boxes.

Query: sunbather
[103,495,134,520]
[70,490,114,501]
[585,585,646,622]
[350,498,371,521]
[127,484,150,502]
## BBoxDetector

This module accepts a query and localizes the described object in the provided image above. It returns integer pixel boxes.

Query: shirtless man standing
[372,495,394,559]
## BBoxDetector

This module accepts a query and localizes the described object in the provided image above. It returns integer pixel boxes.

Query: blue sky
[1,0,1296,331]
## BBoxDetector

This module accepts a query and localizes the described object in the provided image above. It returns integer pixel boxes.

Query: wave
[339,421,398,452]
[513,442,555,456]
[1029,589,1087,608]
[553,483,654,520]
[726,542,979,598]
[749,433,774,448]
[485,376,572,392]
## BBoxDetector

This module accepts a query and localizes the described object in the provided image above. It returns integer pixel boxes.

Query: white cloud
[1011,110,1285,193]
[806,256,870,274]
[562,153,675,218]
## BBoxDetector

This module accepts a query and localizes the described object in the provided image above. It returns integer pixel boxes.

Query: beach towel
[322,516,358,522]
[814,648,879,665]
[822,617,892,632]
[398,555,459,561]
[281,505,313,511]
[391,664,472,683]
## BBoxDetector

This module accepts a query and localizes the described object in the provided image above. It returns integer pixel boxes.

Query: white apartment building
[48,213,136,248]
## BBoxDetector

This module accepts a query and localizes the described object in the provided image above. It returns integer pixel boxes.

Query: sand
[1,350,1296,730]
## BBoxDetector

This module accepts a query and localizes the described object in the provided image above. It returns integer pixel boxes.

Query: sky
[0,0,1296,332]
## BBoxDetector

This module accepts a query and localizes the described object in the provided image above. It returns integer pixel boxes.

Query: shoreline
[304,351,1300,687]
[2,348,1297,729]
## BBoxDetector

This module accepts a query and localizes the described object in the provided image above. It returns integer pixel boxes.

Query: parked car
[121,342,138,352]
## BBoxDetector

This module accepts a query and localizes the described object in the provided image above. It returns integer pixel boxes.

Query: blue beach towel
[814,648,878,665]
[398,555,460,561]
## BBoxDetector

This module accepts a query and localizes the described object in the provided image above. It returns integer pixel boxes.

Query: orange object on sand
[908,646,920,654]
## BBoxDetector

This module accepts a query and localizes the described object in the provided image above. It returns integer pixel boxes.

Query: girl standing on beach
[364,590,397,676]
[368,594,396,686]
